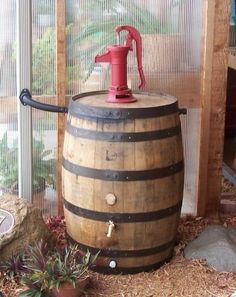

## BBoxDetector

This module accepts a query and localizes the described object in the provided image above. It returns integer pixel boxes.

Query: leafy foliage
[32,24,81,95]
[32,28,56,95]
[18,287,48,297]
[0,133,18,192]
[18,278,49,297]
[18,241,50,297]
[0,241,98,297]
[0,133,56,192]
[0,254,28,281]
[17,241,98,296]
[32,138,56,189]
[47,245,98,290]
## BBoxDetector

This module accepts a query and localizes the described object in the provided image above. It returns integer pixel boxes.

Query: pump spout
[95,50,111,63]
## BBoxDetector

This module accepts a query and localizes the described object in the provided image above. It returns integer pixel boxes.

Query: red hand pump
[95,25,146,103]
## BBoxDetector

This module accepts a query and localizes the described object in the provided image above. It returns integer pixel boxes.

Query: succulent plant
[5,241,99,297]
[0,254,29,281]
[47,245,98,291]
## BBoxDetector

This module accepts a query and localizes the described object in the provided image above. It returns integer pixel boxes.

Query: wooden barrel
[62,90,184,274]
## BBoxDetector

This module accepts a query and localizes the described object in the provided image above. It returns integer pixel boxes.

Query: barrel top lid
[72,90,177,109]
[70,91,178,120]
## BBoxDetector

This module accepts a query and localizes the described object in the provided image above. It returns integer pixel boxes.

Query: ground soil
[85,216,236,297]
[1,180,236,297]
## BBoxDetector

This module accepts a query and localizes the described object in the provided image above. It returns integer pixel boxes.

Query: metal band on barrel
[69,91,179,120]
[64,199,182,223]
[67,233,175,257]
[90,257,172,274]
[62,158,183,181]
[65,122,181,142]
[90,256,172,274]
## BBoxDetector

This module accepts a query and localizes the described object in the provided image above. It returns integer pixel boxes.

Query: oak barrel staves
[62,90,184,274]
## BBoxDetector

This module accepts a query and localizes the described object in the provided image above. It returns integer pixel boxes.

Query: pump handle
[116,25,146,89]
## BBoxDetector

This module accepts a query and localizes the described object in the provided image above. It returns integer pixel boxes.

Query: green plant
[18,241,98,297]
[0,133,18,192]
[18,283,48,297]
[18,241,50,297]
[47,245,97,291]
[0,257,47,297]
[32,25,81,95]
[32,27,56,95]
[0,253,45,296]
[12,4,56,95]
[0,133,56,193]
[32,137,56,190]
[0,254,29,282]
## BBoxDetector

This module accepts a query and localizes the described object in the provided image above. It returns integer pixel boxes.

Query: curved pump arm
[19,89,68,113]
[116,25,146,89]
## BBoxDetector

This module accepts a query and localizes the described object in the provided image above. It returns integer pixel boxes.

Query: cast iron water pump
[95,25,146,103]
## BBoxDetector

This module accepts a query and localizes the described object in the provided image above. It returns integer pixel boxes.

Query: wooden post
[198,0,230,217]
[56,0,66,215]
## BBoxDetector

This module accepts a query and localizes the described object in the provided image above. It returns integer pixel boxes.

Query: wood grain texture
[56,0,66,215]
[62,92,184,272]
[205,0,230,217]
[198,0,216,216]
[198,0,230,217]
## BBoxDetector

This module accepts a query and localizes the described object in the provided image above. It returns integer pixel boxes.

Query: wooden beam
[197,0,216,216]
[205,0,230,217]
[56,0,66,215]
[198,0,230,217]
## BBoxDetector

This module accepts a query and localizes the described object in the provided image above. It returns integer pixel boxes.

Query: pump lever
[116,25,146,90]
[125,33,133,50]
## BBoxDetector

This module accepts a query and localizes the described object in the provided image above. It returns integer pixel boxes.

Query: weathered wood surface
[62,92,184,272]
[198,0,230,217]
[56,0,66,215]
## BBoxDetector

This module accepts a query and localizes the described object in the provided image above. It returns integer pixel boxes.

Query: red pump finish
[95,25,146,103]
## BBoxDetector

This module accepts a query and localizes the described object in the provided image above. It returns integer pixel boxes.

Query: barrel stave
[62,92,184,273]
